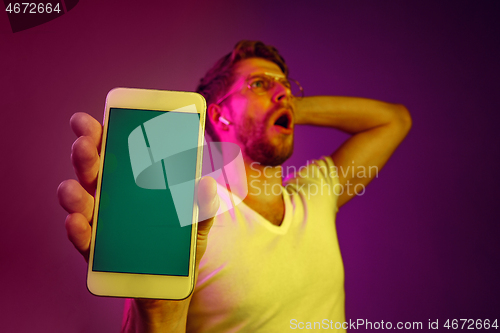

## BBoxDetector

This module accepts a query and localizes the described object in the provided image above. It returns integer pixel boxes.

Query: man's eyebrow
[264,72,286,77]
[247,73,267,77]
[247,72,285,78]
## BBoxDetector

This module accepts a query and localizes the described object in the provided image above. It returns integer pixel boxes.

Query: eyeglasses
[216,72,304,105]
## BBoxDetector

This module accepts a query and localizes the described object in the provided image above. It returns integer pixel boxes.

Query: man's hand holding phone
[58,111,219,332]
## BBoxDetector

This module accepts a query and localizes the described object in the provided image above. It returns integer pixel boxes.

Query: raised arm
[294,96,412,207]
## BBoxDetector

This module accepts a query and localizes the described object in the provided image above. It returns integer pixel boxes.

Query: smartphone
[87,88,206,300]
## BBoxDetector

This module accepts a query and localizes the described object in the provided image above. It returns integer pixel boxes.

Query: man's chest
[192,219,344,314]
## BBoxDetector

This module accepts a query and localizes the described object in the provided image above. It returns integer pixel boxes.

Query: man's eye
[250,79,266,89]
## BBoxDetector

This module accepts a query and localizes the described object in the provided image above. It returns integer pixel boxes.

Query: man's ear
[208,104,230,130]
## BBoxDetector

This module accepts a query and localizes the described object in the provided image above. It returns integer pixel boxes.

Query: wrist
[122,297,191,333]
[293,97,307,125]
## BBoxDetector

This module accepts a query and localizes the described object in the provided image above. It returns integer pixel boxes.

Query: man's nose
[272,80,292,103]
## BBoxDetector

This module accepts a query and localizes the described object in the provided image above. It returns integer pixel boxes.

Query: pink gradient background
[1,1,499,331]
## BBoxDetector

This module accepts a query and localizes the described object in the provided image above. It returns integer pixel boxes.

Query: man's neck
[220,151,285,226]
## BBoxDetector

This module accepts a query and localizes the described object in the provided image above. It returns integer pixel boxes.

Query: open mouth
[273,110,293,130]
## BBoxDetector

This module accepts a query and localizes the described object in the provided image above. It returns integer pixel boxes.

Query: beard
[234,110,294,167]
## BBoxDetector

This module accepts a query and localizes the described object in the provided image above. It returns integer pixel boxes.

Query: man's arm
[57,113,220,333]
[294,96,412,208]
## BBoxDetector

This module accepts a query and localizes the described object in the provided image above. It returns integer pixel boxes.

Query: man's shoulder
[283,156,339,185]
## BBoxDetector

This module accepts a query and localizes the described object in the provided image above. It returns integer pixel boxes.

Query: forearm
[294,96,412,207]
[294,96,411,134]
[122,298,191,333]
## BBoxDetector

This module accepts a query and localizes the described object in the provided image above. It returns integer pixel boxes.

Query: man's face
[220,58,295,167]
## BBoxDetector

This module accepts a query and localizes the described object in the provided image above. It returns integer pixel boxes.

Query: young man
[58,40,411,332]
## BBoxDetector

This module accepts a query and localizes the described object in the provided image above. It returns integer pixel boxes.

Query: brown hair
[196,40,289,141]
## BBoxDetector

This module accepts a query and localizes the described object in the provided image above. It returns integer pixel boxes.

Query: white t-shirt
[187,156,345,332]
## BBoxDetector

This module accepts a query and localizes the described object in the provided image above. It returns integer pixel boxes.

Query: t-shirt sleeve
[283,156,341,212]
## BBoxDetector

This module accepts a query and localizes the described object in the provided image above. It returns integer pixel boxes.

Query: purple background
[1,1,499,331]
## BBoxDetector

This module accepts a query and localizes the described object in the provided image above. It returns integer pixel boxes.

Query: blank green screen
[92,108,200,276]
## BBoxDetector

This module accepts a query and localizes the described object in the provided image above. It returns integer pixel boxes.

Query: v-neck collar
[224,184,293,235]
